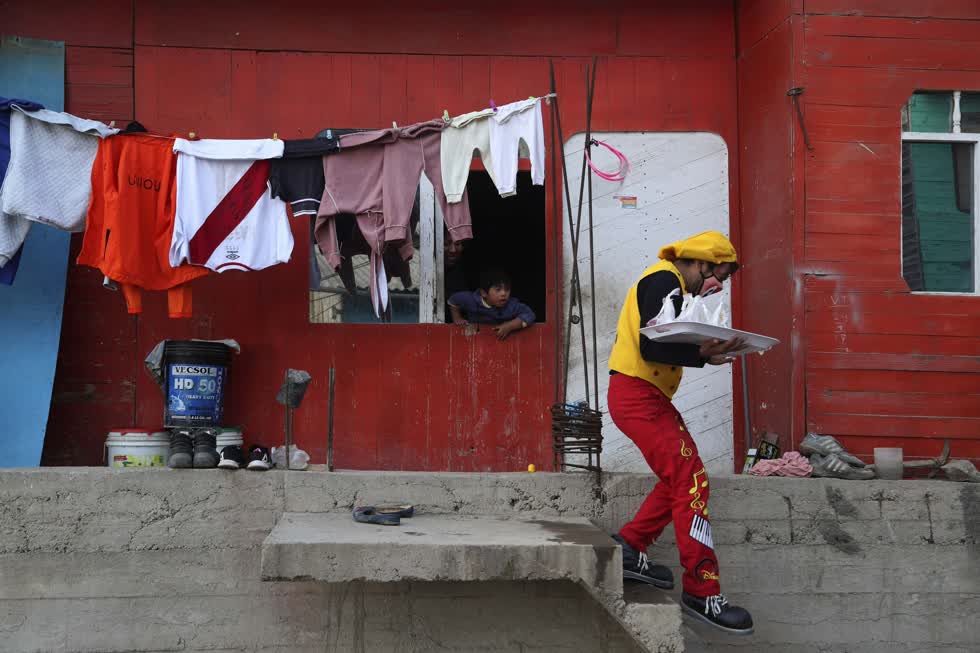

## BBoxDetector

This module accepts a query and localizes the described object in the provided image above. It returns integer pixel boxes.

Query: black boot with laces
[611,534,674,589]
[168,430,193,468]
[681,592,754,635]
[192,428,219,468]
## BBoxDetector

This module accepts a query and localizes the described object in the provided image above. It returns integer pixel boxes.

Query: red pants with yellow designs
[608,372,720,597]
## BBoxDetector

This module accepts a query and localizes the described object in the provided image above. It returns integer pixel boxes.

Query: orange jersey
[78,134,209,290]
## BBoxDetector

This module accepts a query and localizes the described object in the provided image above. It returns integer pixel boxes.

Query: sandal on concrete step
[352,506,402,525]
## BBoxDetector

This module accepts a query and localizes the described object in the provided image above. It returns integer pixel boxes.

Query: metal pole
[284,370,291,471]
[549,61,562,406]
[740,354,752,453]
[327,367,335,472]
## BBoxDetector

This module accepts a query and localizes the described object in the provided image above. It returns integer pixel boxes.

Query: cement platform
[261,511,683,652]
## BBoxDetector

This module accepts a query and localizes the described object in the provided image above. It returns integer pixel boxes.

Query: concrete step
[261,512,622,594]
[261,512,683,652]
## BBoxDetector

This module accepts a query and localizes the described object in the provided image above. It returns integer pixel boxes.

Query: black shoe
[247,446,272,471]
[168,430,193,469]
[681,592,754,635]
[192,429,219,468]
[217,445,245,470]
[611,534,674,590]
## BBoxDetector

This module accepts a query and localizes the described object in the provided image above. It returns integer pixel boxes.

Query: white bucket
[215,426,244,450]
[106,429,169,468]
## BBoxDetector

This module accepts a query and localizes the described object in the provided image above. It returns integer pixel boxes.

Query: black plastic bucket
[162,341,232,427]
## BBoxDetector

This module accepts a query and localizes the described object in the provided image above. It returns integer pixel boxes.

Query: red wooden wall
[800,1,980,463]
[738,0,980,463]
[735,0,803,463]
[6,1,742,470]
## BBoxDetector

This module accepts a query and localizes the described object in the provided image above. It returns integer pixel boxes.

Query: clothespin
[443,109,450,123]
[392,121,398,129]
[188,131,196,140]
[272,131,278,140]
[489,99,497,112]
[108,120,116,129]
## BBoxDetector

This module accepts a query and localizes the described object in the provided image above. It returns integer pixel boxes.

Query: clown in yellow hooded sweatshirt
[606,230,754,635]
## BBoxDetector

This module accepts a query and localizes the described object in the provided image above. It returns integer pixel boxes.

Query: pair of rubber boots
[167,429,218,469]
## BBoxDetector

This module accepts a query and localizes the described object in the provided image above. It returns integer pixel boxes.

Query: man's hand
[707,354,735,365]
[699,337,745,359]
[493,319,524,340]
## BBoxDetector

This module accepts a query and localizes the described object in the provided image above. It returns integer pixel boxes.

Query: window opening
[901,91,979,294]
[309,167,547,323]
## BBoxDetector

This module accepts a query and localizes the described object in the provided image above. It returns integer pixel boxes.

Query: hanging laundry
[0,97,43,285]
[268,131,353,219]
[487,97,545,197]
[171,137,284,160]
[440,108,500,204]
[77,133,208,319]
[0,106,117,268]
[316,120,473,317]
[170,138,292,273]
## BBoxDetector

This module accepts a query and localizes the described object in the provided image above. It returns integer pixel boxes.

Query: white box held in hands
[639,322,779,355]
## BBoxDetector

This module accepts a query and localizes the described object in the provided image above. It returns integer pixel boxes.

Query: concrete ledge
[261,512,623,597]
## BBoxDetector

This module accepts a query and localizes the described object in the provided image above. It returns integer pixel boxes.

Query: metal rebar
[569,60,598,408]
[585,58,600,410]
[552,68,581,403]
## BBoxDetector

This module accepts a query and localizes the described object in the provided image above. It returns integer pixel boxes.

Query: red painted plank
[808,332,980,356]
[806,14,980,42]
[65,84,132,123]
[736,0,797,53]
[135,2,619,56]
[809,388,980,418]
[806,310,980,337]
[619,1,735,58]
[808,351,980,373]
[804,232,901,262]
[808,413,980,440]
[805,290,980,316]
[3,0,133,48]
[804,1,980,20]
[804,274,910,293]
[803,65,980,108]
[804,104,899,144]
[806,196,899,218]
[807,33,980,72]
[66,46,132,87]
[807,368,980,394]
[805,211,899,236]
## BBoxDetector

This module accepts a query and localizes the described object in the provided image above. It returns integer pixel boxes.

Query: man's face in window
[445,239,465,268]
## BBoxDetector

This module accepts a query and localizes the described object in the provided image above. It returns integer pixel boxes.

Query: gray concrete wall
[1,469,977,652]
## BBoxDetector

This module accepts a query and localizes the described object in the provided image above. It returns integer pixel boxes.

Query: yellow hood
[658,230,737,264]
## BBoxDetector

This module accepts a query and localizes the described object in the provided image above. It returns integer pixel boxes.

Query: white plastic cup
[874,448,903,480]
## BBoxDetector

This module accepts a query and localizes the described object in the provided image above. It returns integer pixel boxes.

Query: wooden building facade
[4,0,978,468]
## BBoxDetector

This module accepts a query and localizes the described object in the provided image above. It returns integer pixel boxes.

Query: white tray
[639,321,779,355]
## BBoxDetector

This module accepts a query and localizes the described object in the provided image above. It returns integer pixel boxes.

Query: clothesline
[0,91,559,321]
